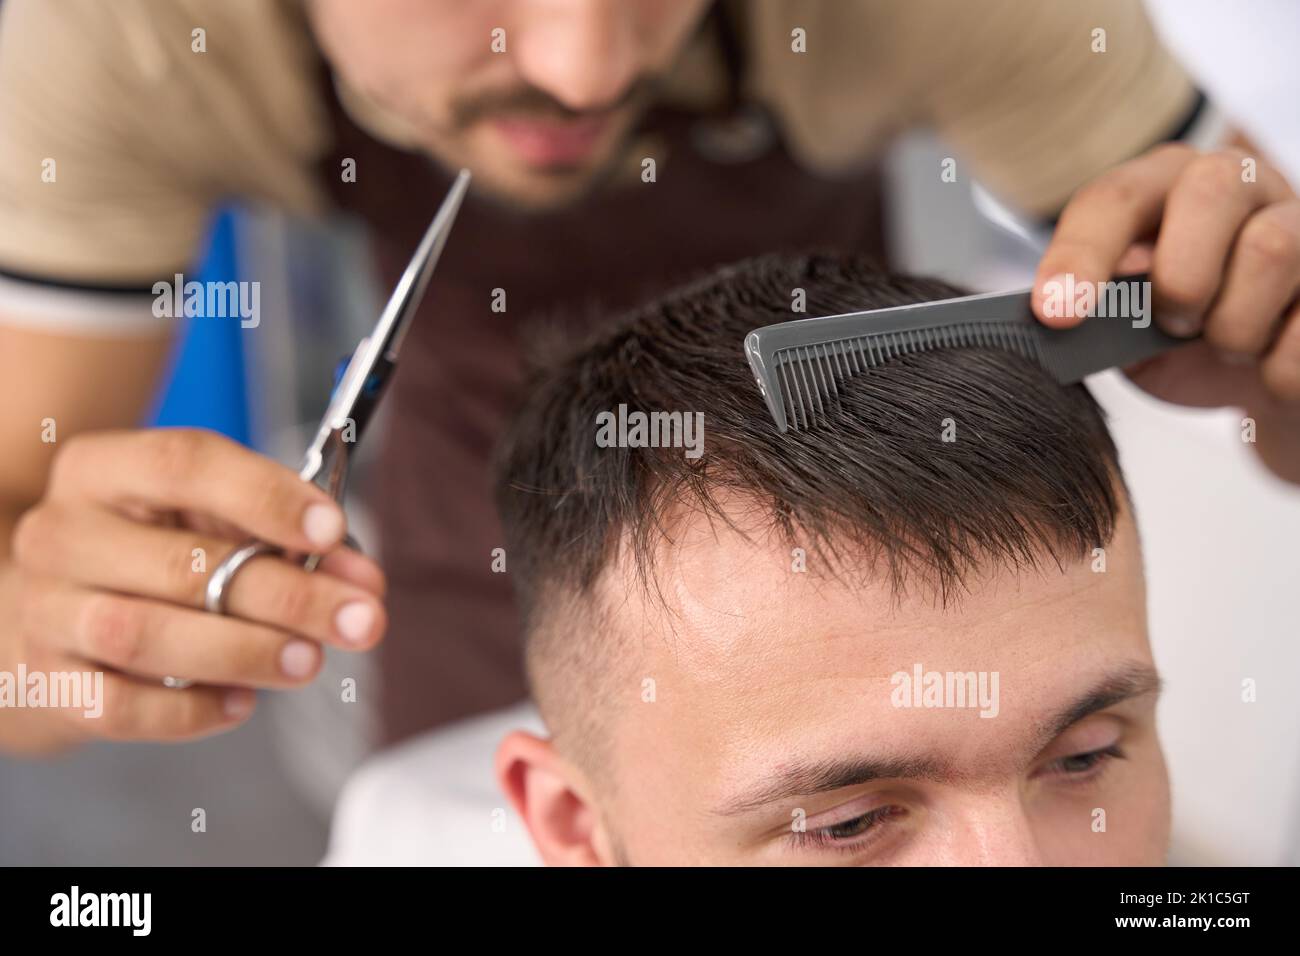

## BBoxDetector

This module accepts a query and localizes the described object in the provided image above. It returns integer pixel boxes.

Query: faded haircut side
[493,252,1126,765]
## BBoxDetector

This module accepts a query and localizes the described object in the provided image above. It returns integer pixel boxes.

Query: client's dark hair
[494,253,1123,749]
[497,252,1122,616]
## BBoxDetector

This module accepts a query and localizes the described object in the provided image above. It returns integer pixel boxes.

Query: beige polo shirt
[0,0,1197,298]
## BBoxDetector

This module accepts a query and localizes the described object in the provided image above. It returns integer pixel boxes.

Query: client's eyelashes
[791,805,905,854]
[1045,744,1125,784]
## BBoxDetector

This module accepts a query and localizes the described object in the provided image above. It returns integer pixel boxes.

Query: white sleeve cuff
[0,271,172,336]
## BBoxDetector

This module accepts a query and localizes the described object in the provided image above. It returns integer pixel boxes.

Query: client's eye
[826,810,884,839]
[1047,744,1124,781]
[793,805,904,853]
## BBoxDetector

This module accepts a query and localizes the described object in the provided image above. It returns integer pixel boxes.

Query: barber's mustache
[450,74,664,128]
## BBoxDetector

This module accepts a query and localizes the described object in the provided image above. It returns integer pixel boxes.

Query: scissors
[163,169,471,690]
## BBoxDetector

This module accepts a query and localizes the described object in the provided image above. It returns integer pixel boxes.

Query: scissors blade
[380,167,472,361]
[304,168,471,478]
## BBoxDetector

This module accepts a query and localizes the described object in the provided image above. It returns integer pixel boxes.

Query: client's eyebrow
[713,754,957,817]
[1035,661,1163,746]
[712,662,1163,817]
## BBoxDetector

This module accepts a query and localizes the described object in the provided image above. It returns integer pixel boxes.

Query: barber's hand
[4,428,387,748]
[1032,143,1300,484]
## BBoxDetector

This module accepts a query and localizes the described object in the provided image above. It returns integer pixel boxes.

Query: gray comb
[744,273,1189,433]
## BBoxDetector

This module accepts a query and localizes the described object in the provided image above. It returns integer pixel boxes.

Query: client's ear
[495,731,611,866]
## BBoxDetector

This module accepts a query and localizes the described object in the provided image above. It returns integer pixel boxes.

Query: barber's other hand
[3,428,387,749]
[1032,143,1300,485]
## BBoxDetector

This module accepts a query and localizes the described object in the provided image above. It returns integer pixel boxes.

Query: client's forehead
[604,491,1142,668]
[593,491,1150,780]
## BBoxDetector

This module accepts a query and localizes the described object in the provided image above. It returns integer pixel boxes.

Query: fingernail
[303,503,345,548]
[279,640,319,679]
[224,689,256,720]
[335,601,376,645]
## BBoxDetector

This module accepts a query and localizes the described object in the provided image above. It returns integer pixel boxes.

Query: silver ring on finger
[204,540,281,614]
[161,539,279,689]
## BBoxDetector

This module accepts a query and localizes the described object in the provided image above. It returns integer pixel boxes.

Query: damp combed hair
[497,251,1123,616]
[494,252,1125,747]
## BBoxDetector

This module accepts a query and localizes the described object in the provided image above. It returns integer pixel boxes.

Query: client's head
[493,252,1169,866]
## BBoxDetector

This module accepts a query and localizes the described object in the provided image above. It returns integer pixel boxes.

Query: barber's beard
[444,113,647,216]
[449,74,663,129]
[448,76,663,206]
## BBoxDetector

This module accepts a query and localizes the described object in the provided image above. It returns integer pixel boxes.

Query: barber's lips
[490,114,613,167]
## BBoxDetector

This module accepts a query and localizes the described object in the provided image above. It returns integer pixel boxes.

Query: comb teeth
[774,323,1044,431]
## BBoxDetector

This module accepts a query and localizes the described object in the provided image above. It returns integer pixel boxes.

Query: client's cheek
[1098,732,1171,863]
[1133,745,1173,862]
[1037,742,1171,865]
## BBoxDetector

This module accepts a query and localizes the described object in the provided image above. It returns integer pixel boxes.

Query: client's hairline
[519,456,1132,635]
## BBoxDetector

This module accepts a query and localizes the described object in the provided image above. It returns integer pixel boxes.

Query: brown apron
[320,16,887,745]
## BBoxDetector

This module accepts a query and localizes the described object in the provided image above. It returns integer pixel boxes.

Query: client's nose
[933,794,1047,867]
